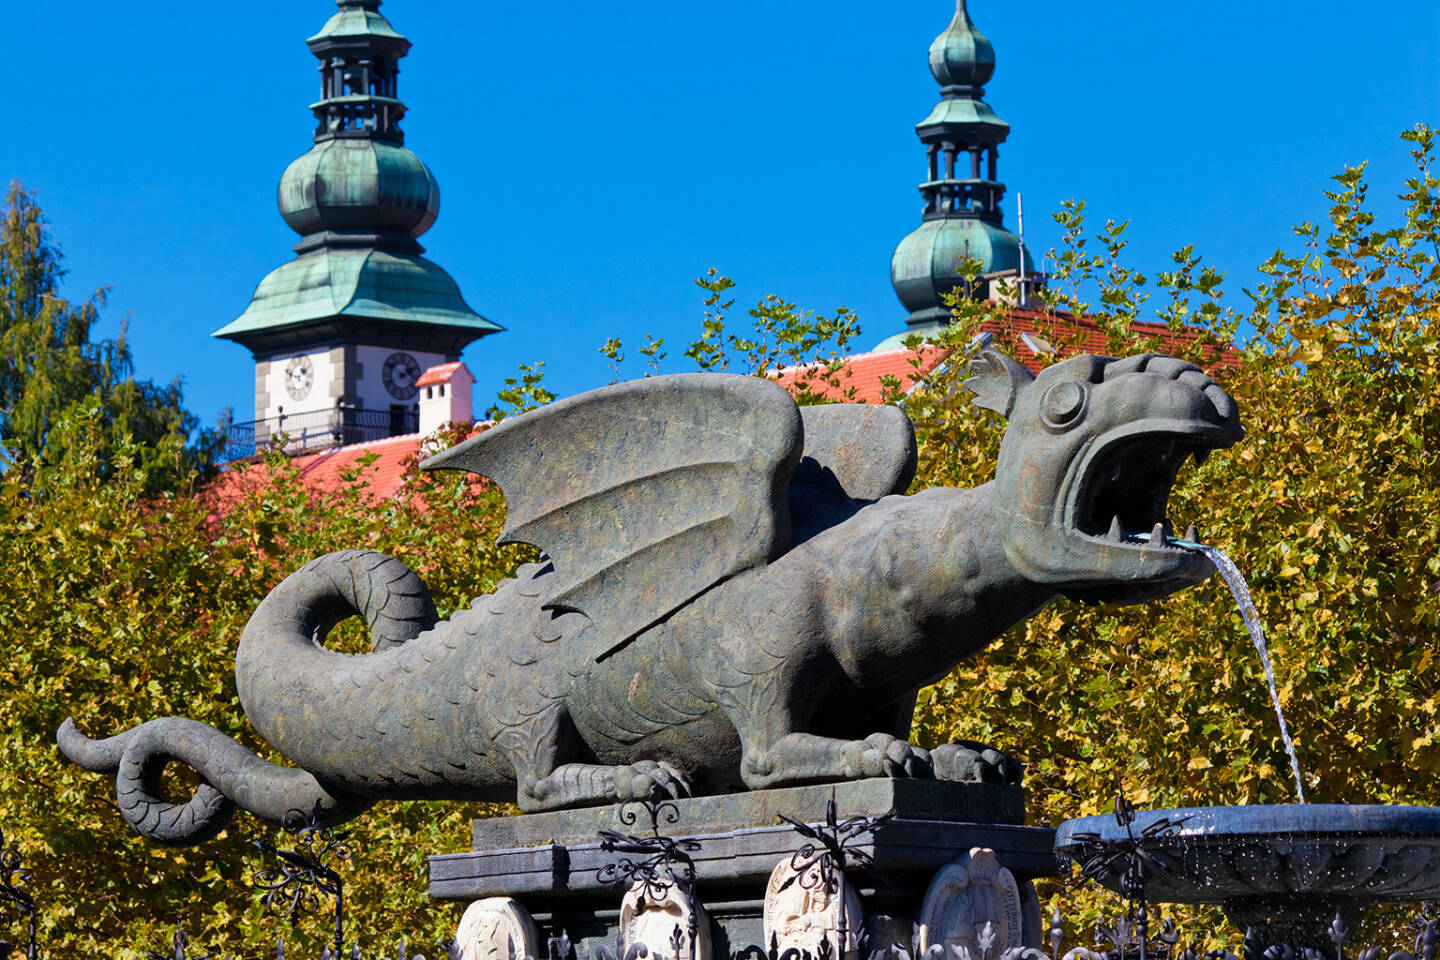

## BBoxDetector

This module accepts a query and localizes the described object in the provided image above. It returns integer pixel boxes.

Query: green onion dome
[890,218,1024,325]
[278,139,439,239]
[928,0,995,88]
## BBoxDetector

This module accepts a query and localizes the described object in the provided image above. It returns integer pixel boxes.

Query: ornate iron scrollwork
[775,794,892,897]
[770,794,893,960]
[597,790,702,900]
[1061,796,1190,960]
[251,806,355,958]
[0,831,36,960]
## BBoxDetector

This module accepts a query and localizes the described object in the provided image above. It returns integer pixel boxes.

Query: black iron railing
[5,789,1434,959]
[222,407,419,461]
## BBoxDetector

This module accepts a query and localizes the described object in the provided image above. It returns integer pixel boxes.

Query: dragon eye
[1041,380,1087,430]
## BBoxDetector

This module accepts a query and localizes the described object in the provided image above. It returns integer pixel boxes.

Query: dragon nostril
[1178,369,1215,397]
[1204,383,1237,422]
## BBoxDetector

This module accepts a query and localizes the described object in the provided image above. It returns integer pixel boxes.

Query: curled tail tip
[57,716,100,771]
[56,716,119,773]
[55,717,77,755]
[63,714,369,847]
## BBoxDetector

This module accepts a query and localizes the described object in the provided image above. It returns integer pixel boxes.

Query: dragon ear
[963,348,1036,418]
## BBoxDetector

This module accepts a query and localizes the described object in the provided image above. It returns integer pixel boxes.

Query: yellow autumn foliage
[0,125,1434,953]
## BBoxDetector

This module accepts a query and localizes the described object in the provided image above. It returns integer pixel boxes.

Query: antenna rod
[1017,192,1027,308]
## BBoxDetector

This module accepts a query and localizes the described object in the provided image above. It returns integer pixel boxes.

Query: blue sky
[5,1,1437,430]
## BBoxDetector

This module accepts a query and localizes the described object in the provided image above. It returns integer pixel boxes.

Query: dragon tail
[57,716,373,846]
[59,549,443,845]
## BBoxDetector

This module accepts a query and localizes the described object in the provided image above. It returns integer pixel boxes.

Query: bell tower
[882,0,1033,348]
[216,0,501,453]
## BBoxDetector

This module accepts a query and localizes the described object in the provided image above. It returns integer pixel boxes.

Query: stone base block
[430,781,1061,956]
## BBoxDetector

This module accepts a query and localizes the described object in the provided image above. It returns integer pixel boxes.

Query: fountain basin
[1055,805,1440,947]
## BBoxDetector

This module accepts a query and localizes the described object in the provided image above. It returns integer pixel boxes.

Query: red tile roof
[776,308,1237,404]
[206,432,439,515]
[207,310,1236,508]
[416,361,473,387]
[773,346,948,404]
[990,308,1237,373]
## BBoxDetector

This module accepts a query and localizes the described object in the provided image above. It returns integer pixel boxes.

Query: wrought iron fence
[505,891,1439,960]
[0,829,36,960]
[223,407,419,461]
[146,803,457,959]
[144,928,458,960]
[1,790,1435,959]
[597,792,702,901]
[251,807,354,957]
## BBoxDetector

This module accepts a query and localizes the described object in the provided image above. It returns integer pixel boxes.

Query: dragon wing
[421,373,804,660]
[798,403,916,501]
[785,403,917,546]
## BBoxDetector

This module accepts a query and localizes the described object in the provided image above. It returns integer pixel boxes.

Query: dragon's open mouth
[993,352,1245,601]
[1072,429,1221,550]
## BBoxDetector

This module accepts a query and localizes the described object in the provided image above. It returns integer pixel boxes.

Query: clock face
[382,351,422,400]
[284,355,313,400]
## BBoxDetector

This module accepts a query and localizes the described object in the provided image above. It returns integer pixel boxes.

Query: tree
[4,127,1436,953]
[0,181,220,492]
[901,126,1439,939]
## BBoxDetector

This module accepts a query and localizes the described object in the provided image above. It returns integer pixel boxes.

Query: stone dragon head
[966,349,1244,604]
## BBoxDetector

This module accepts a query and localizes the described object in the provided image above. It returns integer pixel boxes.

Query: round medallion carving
[455,896,540,960]
[762,859,864,960]
[619,880,711,960]
[917,847,1024,956]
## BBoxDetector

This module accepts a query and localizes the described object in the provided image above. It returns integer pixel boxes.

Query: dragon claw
[840,734,934,779]
[931,741,1023,785]
[615,760,691,802]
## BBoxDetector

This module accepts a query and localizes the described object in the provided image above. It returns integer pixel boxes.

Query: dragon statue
[59,350,1242,846]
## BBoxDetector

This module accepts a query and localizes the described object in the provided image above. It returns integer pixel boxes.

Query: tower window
[389,404,409,437]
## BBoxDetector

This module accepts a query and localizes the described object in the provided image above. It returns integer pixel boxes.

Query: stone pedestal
[429,780,1060,957]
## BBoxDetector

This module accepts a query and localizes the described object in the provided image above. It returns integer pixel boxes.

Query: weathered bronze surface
[58,351,1242,845]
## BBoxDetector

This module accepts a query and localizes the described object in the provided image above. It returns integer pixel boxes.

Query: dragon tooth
[1150,521,1166,544]
[1108,515,1124,541]
[1186,523,1199,543]
[1192,447,1211,467]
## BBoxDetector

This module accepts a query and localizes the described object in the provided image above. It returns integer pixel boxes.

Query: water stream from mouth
[1131,534,1306,802]
[1190,544,1307,803]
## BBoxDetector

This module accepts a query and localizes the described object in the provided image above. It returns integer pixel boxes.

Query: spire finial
[216,0,499,366]
[928,0,995,89]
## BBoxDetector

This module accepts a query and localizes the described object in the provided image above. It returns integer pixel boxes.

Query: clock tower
[215,0,500,452]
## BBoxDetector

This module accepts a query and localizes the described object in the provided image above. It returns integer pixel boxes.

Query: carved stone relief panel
[619,881,712,960]
[456,896,541,960]
[763,860,865,960]
[917,848,1024,956]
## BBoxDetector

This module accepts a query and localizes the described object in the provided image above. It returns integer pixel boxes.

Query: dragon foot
[741,732,933,789]
[57,716,373,846]
[931,741,1023,785]
[836,733,933,779]
[518,760,691,812]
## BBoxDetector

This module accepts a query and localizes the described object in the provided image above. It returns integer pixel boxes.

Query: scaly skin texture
[58,352,1243,845]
